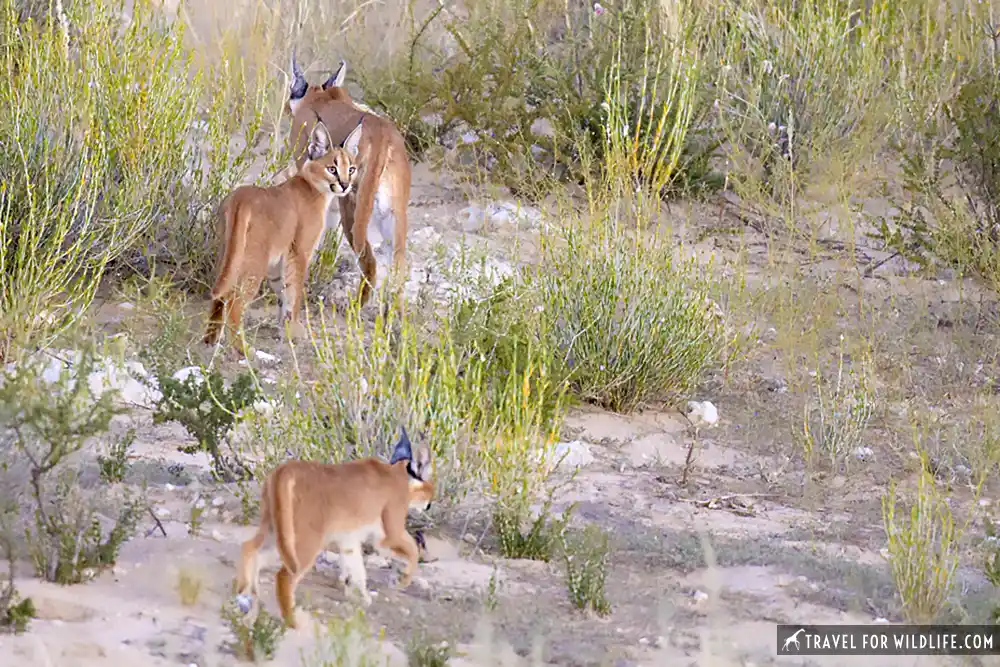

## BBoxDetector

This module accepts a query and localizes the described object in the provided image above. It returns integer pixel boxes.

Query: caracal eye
[348,166,356,174]
[327,166,337,175]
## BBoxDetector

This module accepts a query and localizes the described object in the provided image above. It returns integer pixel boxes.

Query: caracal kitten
[203,119,363,355]
[235,428,435,628]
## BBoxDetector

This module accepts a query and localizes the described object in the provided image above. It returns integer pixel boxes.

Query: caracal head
[299,120,363,198]
[389,426,435,512]
[288,51,351,116]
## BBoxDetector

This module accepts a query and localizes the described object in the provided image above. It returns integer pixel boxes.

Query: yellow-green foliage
[882,458,964,624]
[0,0,274,361]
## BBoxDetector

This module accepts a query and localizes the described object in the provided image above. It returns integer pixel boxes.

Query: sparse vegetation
[0,524,34,635]
[176,565,204,607]
[561,523,613,616]
[301,609,387,667]
[152,365,261,482]
[407,631,454,667]
[221,597,286,662]
[882,454,967,624]
[4,0,1000,661]
[492,494,573,562]
[98,426,135,484]
[0,343,142,585]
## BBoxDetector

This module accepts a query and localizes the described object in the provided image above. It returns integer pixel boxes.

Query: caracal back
[235,428,434,627]
[203,119,363,354]
[286,54,412,308]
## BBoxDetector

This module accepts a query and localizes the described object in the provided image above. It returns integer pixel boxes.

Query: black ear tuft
[290,50,308,101]
[389,426,412,464]
[321,59,347,90]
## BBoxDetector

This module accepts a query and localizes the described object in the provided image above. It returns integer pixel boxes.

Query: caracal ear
[322,60,347,90]
[289,50,308,106]
[307,121,332,161]
[413,444,432,481]
[389,426,413,465]
[341,119,364,159]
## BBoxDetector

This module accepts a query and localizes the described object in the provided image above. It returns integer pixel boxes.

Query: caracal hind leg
[274,532,324,630]
[225,277,262,358]
[280,250,308,341]
[236,497,271,599]
[204,298,226,345]
[356,241,377,308]
[267,259,285,330]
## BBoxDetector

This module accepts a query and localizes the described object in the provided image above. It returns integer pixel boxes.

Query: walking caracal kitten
[235,428,434,628]
[286,54,412,308]
[203,119,363,353]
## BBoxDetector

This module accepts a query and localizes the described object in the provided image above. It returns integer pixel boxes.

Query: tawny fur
[285,56,412,308]
[235,447,434,628]
[203,120,362,355]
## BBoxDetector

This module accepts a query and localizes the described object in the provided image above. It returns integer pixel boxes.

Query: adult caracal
[203,120,363,353]
[235,428,434,628]
[286,54,412,308]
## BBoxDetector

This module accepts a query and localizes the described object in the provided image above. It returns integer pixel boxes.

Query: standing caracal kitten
[235,428,435,628]
[203,120,363,354]
[286,54,412,308]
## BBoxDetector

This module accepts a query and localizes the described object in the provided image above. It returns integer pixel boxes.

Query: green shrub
[877,60,1000,290]
[0,341,142,584]
[709,0,901,204]
[493,494,573,562]
[561,523,612,616]
[221,597,286,662]
[152,365,261,482]
[457,215,726,414]
[882,459,964,624]
[0,0,275,360]
[355,0,716,200]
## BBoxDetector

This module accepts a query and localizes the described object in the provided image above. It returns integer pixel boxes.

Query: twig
[145,507,167,538]
[680,492,780,505]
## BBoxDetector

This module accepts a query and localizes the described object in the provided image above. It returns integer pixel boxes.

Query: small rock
[639,637,649,646]
[154,507,171,518]
[874,617,889,624]
[235,595,253,614]
[211,496,225,508]
[685,401,719,427]
[119,302,136,310]
[210,529,224,542]
[412,577,431,593]
[165,483,176,492]
[254,350,279,365]
[462,533,477,545]
[691,590,709,603]
[853,446,874,461]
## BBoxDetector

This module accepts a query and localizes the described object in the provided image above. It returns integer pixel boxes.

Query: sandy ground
[1,150,995,667]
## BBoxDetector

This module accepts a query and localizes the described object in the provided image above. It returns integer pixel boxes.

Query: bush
[355,0,717,201]
[492,494,573,562]
[152,365,262,482]
[561,523,612,616]
[456,215,727,414]
[877,60,1000,289]
[0,0,274,361]
[221,597,286,662]
[0,519,35,635]
[709,0,899,203]
[882,457,965,624]
[0,342,143,584]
